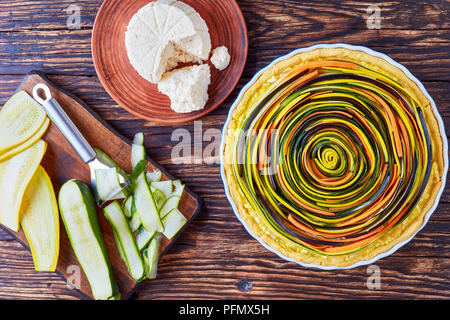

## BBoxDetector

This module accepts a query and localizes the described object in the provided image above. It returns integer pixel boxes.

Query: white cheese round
[125,0,211,84]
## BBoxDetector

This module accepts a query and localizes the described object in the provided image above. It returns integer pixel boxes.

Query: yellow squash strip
[21,166,60,271]
[0,118,50,162]
[0,140,47,231]
[0,91,47,154]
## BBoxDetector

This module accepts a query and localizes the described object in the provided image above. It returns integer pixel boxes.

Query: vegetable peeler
[32,83,130,206]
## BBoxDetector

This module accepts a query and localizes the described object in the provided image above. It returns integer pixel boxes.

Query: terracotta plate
[92,0,248,124]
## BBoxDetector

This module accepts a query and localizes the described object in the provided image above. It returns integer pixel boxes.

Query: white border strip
[219,43,449,270]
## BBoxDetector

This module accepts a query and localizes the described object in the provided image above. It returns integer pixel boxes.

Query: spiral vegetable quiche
[222,47,445,267]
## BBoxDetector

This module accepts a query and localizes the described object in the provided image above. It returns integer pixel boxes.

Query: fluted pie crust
[222,47,445,267]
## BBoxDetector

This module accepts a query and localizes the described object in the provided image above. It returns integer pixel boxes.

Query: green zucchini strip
[133,132,144,145]
[146,170,162,183]
[162,209,187,240]
[136,227,157,251]
[94,167,127,202]
[129,210,142,232]
[104,201,145,281]
[94,147,129,179]
[160,181,184,218]
[143,234,161,279]
[131,133,145,169]
[151,180,173,199]
[122,195,133,219]
[133,171,164,232]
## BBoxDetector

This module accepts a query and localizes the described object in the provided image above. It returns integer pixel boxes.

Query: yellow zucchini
[0,140,47,231]
[0,118,50,162]
[21,166,60,271]
[0,91,47,154]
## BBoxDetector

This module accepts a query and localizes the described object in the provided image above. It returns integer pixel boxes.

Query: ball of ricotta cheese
[210,46,231,71]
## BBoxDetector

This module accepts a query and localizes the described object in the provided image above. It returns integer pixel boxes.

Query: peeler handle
[32,83,96,163]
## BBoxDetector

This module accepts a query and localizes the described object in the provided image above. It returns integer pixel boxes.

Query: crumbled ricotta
[210,46,231,70]
[158,64,211,113]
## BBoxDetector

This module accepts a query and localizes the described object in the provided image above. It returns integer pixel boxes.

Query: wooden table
[0,0,448,299]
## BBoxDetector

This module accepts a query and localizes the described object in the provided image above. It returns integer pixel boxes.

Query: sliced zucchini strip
[0,140,47,231]
[21,166,59,271]
[133,132,144,145]
[129,160,146,181]
[122,196,133,219]
[94,167,127,202]
[151,187,166,210]
[131,133,145,169]
[146,170,162,183]
[0,118,50,162]
[58,180,119,300]
[0,91,47,154]
[151,180,172,199]
[162,209,187,240]
[94,147,129,179]
[131,144,145,170]
[143,234,161,280]
[113,229,126,262]
[129,210,141,232]
[160,180,185,218]
[104,201,145,281]
[133,171,164,232]
[136,227,156,251]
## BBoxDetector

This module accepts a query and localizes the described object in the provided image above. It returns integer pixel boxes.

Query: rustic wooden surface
[0,0,449,299]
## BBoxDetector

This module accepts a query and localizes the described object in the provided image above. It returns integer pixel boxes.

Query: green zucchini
[160,180,185,218]
[133,171,164,232]
[151,180,172,199]
[131,133,145,169]
[58,180,119,300]
[104,201,145,281]
[136,226,156,251]
[94,147,129,179]
[129,160,146,181]
[94,167,127,202]
[133,132,144,145]
[129,210,141,232]
[150,187,166,209]
[160,195,181,219]
[146,170,162,183]
[113,229,126,262]
[162,209,187,239]
[143,234,161,279]
[122,196,133,219]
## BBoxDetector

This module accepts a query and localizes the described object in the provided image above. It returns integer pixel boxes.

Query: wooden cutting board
[1,71,203,299]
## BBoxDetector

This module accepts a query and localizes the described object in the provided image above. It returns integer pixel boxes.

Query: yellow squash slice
[0,140,47,231]
[0,118,50,162]
[0,91,47,154]
[21,166,60,271]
